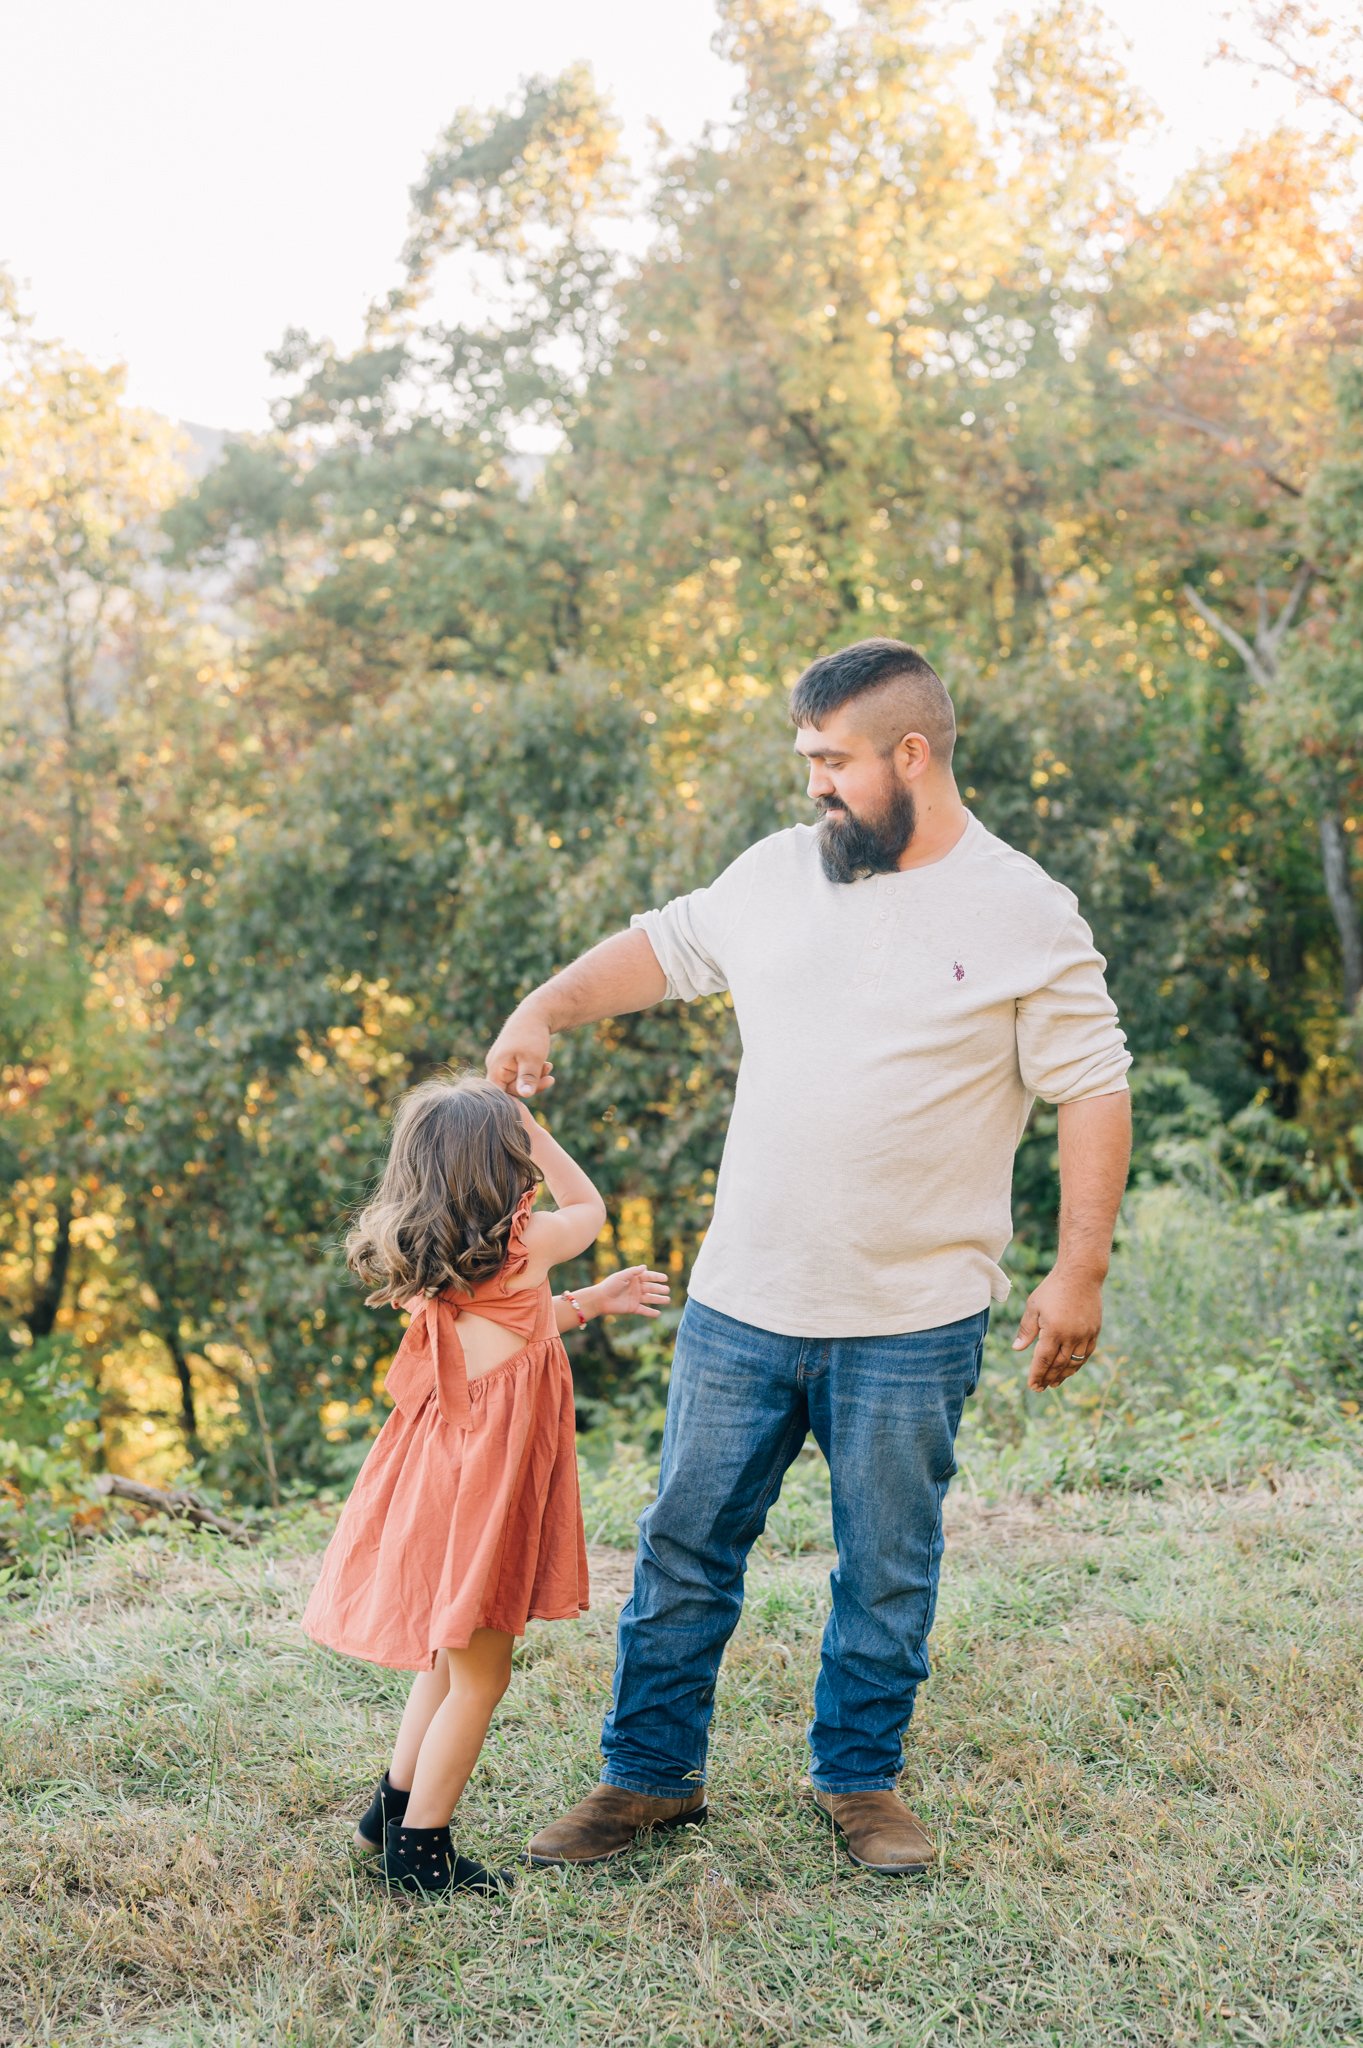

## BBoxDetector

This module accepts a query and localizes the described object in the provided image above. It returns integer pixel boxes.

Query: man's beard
[816,781,917,884]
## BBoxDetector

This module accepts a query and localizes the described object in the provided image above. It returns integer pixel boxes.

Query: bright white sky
[0,0,1305,430]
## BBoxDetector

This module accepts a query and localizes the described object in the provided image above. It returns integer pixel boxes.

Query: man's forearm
[488,927,668,1096]
[519,927,667,1033]
[1054,1090,1132,1277]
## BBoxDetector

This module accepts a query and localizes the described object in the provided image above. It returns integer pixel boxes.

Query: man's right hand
[486,1005,555,1098]
[485,929,666,1098]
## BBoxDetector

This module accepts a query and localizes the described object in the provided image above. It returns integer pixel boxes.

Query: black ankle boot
[376,1819,514,1898]
[354,1773,410,1854]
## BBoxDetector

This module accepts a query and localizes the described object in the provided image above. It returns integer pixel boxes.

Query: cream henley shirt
[631,810,1131,1338]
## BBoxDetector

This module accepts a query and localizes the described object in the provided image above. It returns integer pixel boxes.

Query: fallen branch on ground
[95,1474,257,1544]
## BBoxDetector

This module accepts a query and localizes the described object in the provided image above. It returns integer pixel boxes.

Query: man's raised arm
[485,929,667,1099]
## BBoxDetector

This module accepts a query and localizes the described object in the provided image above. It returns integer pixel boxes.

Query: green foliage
[3,5,1363,1500]
[0,1335,101,1574]
[578,1175,1362,1536]
[106,664,769,1494]
[580,1438,837,1558]
[966,1181,1363,1493]
[1272,351,1363,815]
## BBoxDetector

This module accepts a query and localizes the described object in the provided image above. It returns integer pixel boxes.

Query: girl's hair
[346,1073,540,1308]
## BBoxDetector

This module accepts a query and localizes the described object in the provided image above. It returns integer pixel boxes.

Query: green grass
[3,1468,1362,2047]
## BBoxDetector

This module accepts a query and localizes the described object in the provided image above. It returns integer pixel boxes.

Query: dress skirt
[302,1331,590,1670]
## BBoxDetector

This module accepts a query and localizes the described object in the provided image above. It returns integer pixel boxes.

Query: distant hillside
[176,419,231,478]
[168,422,548,496]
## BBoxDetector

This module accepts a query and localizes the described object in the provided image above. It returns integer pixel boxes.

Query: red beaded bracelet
[563,1290,588,1329]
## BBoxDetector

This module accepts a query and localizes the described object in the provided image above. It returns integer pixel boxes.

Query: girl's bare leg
[388,1659,451,1791]
[402,1628,515,1828]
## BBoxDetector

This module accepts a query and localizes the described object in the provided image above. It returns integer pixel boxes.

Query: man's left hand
[1011,1265,1104,1390]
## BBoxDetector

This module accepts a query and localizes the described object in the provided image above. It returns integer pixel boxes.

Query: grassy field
[3,1463,1361,2048]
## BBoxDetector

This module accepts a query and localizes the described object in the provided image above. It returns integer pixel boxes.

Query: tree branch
[95,1475,256,1543]
[1265,560,1314,657]
[1221,14,1363,136]
[1143,395,1305,499]
[1182,584,1274,689]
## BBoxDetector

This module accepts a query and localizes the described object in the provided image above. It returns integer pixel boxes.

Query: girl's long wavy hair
[346,1074,540,1308]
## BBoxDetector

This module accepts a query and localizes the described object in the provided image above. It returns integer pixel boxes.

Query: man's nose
[808,767,832,800]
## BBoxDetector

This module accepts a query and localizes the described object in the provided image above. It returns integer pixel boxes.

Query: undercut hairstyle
[788,638,956,767]
[345,1073,541,1308]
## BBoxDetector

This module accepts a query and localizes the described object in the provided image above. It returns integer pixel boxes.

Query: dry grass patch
[2,1479,1360,2046]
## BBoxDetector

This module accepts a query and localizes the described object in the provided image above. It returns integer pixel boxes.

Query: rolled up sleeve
[630,845,761,1002]
[1017,904,1132,1105]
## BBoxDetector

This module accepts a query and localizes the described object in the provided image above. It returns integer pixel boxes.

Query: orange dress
[302,1191,589,1670]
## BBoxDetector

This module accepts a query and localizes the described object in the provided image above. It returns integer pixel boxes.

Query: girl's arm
[552,1265,671,1334]
[518,1104,607,1270]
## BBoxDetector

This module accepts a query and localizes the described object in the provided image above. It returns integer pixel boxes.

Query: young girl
[301,1072,668,1897]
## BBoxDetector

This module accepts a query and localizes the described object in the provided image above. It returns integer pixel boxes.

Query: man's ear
[897,731,931,778]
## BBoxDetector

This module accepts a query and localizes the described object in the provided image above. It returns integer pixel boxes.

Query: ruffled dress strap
[497,1182,539,1291]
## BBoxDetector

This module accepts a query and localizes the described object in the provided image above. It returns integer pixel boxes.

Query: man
[486,638,1132,1874]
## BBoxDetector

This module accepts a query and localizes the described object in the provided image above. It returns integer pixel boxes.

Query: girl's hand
[592,1266,671,1319]
[514,1086,551,1133]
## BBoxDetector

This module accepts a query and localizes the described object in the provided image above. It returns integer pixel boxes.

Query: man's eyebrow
[794,742,847,760]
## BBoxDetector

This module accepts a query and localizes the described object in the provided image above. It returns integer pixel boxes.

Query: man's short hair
[788,638,956,766]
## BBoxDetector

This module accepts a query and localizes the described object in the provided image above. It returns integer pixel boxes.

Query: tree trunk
[1319,809,1363,1015]
[1183,571,1363,1032]
[28,598,94,1348]
[57,597,88,960]
[26,1185,73,1340]
[162,1323,203,1459]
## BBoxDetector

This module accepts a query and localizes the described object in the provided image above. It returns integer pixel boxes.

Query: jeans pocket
[966,1315,989,1399]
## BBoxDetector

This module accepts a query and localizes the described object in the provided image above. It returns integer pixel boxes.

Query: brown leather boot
[812,1788,935,1874]
[527,1783,707,1866]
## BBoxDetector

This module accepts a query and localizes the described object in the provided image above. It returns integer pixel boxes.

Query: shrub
[963,1181,1363,1493]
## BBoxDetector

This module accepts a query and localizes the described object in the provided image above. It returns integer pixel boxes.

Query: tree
[116,663,763,1494]
[1093,124,1363,1066]
[1271,351,1363,1019]
[167,68,629,712]
[15,0,1352,1504]
[1220,1,1363,134]
[0,283,257,1460]
[0,285,183,1352]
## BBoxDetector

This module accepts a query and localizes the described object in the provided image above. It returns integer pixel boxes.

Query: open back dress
[302,1188,590,1670]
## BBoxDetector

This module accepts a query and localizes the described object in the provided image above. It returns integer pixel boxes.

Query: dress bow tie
[384,1292,471,1433]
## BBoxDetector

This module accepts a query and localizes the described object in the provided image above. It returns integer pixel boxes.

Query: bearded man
[486,638,1132,1874]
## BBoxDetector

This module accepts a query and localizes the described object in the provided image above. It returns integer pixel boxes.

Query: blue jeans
[600,1297,989,1796]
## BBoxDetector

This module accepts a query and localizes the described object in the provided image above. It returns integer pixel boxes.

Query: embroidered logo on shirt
[952,960,965,981]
